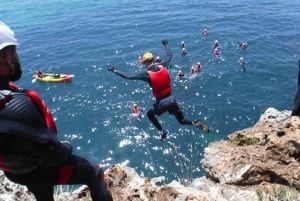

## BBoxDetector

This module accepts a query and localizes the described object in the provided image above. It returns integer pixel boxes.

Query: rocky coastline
[0,108,299,201]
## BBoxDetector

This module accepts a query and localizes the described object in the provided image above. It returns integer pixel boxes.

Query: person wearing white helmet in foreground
[108,39,210,140]
[0,21,113,201]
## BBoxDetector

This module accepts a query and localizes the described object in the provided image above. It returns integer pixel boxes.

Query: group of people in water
[180,41,187,56]
[177,61,202,80]
[119,25,255,138]
[177,28,249,77]
[211,29,248,72]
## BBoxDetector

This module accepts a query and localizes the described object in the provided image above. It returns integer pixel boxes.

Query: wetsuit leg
[167,101,193,125]
[27,185,54,201]
[5,168,56,201]
[4,155,113,201]
[67,156,113,201]
[147,108,163,130]
[174,111,193,125]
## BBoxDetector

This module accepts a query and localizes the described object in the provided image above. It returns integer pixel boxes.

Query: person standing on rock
[292,60,300,116]
[0,21,113,201]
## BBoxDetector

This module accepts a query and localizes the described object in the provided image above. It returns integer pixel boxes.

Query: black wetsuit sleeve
[114,70,150,83]
[158,41,172,68]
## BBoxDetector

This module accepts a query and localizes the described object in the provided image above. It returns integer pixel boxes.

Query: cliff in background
[0,108,299,201]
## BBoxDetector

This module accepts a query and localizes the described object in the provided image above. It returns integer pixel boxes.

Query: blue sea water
[1,0,300,183]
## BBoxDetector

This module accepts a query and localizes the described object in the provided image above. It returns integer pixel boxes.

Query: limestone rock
[105,164,259,201]
[201,108,300,188]
[0,172,35,201]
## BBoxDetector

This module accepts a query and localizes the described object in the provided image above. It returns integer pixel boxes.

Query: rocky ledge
[0,108,299,201]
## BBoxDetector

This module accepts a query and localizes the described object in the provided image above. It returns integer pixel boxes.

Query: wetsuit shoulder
[0,91,52,141]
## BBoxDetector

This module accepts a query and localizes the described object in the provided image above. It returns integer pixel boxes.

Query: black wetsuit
[113,41,194,131]
[0,83,112,201]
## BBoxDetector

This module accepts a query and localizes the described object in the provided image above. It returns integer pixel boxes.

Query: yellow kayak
[32,73,74,83]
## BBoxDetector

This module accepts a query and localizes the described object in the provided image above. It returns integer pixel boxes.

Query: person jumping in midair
[108,39,210,140]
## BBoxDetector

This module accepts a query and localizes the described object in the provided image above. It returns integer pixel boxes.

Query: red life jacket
[132,107,139,114]
[148,66,172,99]
[8,83,57,134]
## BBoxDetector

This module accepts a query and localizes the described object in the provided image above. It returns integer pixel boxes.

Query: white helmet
[0,21,18,51]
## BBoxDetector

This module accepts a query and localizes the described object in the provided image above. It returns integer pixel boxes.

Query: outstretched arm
[158,39,172,68]
[108,65,150,82]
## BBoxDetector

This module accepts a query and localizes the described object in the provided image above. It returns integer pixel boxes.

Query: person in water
[177,69,185,80]
[132,102,141,119]
[239,57,246,71]
[237,42,247,49]
[36,69,45,78]
[0,21,113,201]
[292,60,300,116]
[194,62,202,72]
[180,41,185,49]
[180,41,187,56]
[181,47,187,56]
[108,39,210,140]
[214,48,220,58]
[155,56,161,63]
[214,40,219,49]
[202,28,208,40]
[190,66,195,75]
[137,56,143,64]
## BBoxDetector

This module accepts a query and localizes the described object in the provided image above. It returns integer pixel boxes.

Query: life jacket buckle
[0,90,12,109]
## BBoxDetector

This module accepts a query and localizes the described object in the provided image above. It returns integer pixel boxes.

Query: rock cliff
[0,108,299,201]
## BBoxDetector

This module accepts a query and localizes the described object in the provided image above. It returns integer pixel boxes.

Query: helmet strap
[0,47,22,81]
[0,53,11,75]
